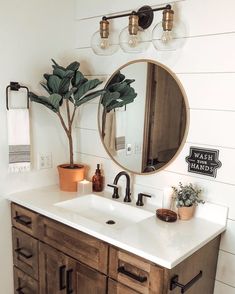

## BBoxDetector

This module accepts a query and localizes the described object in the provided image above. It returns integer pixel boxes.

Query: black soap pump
[92,164,104,192]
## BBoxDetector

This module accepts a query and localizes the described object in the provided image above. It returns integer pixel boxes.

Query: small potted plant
[172,182,205,220]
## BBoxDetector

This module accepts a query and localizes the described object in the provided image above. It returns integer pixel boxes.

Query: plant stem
[57,111,69,135]
[71,106,77,125]
[65,100,75,166]
[68,133,74,167]
[57,111,74,166]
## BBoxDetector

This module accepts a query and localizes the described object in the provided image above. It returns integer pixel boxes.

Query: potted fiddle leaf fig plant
[29,59,105,192]
[172,182,205,220]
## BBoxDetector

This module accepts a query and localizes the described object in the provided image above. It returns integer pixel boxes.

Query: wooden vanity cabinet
[11,203,220,294]
[11,203,107,294]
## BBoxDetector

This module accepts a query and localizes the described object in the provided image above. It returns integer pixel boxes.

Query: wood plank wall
[75,1,235,292]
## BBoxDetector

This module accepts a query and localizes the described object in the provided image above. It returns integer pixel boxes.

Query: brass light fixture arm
[102,4,172,29]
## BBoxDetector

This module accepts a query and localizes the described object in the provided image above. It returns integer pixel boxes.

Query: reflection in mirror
[98,60,187,174]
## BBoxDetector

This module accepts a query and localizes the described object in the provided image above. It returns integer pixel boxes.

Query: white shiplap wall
[75,1,235,293]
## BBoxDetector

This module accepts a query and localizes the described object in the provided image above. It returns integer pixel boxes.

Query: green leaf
[74,79,103,101]
[51,59,66,71]
[64,70,74,78]
[43,74,51,81]
[64,87,77,100]
[124,79,135,85]
[48,75,61,93]
[53,67,66,79]
[66,61,80,71]
[71,71,87,87]
[101,91,120,107]
[58,77,71,95]
[48,93,63,110]
[107,71,125,86]
[40,82,52,95]
[29,92,62,112]
[75,90,106,107]
[106,96,135,112]
[108,81,128,93]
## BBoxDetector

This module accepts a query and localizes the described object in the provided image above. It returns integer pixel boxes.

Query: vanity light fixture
[91,4,185,55]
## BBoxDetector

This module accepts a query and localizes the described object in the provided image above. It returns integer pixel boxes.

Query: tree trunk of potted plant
[57,101,85,192]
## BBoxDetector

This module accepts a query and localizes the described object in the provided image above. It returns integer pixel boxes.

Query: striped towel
[7,109,31,172]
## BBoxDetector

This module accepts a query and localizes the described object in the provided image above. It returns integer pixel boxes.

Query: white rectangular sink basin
[54,194,154,230]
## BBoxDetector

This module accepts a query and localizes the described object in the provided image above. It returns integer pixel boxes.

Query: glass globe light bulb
[100,38,109,49]
[161,30,172,43]
[152,7,186,51]
[91,19,119,56]
[152,21,186,51]
[119,27,150,53]
[128,34,139,48]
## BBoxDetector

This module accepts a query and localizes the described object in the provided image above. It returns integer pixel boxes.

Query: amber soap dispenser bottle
[92,164,104,192]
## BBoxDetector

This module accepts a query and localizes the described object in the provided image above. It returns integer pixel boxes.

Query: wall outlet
[38,153,52,169]
[126,144,132,155]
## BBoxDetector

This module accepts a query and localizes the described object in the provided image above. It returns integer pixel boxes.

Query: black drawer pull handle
[15,248,33,259]
[14,215,32,226]
[16,287,25,294]
[59,265,66,290]
[170,270,203,293]
[118,266,147,283]
[66,269,73,294]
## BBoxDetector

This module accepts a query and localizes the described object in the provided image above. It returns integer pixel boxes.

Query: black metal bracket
[6,81,29,110]
[103,4,171,29]
[170,271,203,293]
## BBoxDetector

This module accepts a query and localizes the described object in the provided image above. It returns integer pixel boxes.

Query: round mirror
[98,59,189,174]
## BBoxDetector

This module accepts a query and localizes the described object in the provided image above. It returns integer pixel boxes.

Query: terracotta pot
[178,206,195,220]
[57,164,85,192]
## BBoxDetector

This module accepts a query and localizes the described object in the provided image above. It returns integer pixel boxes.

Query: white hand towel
[7,109,31,172]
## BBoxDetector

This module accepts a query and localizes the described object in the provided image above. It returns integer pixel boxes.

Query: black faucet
[108,171,131,202]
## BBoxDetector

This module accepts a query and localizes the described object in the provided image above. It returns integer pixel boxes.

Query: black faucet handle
[107,184,119,199]
[136,193,152,206]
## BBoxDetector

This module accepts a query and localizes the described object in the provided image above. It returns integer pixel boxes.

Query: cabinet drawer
[108,279,140,294]
[12,203,39,237]
[12,228,39,280]
[14,267,38,294]
[38,215,108,274]
[109,247,164,294]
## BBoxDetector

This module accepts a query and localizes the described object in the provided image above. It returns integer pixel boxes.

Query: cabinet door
[39,242,107,294]
[74,261,107,294]
[39,242,71,294]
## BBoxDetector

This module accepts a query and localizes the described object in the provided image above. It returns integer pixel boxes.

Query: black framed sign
[186,147,222,178]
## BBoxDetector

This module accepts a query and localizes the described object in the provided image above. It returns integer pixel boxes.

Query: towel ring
[6,82,30,110]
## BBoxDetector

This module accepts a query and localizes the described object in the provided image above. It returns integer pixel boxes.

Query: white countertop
[6,185,228,269]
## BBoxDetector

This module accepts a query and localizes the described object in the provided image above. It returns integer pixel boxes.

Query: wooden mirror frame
[97,59,190,175]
